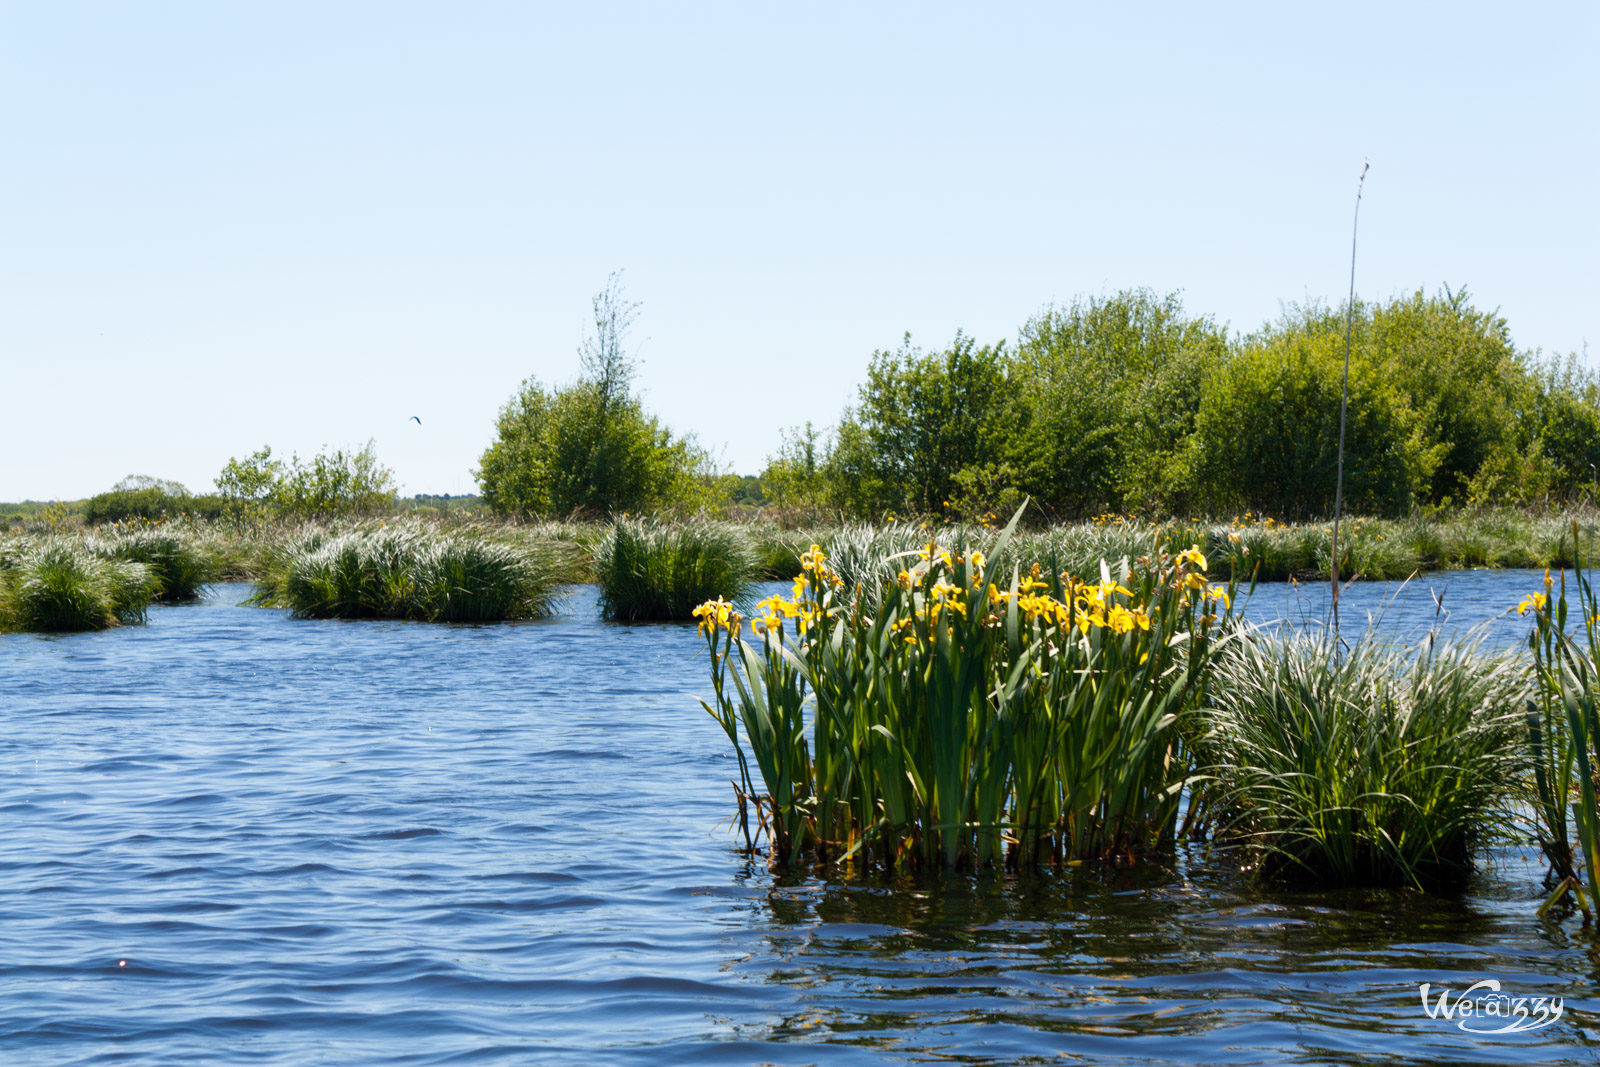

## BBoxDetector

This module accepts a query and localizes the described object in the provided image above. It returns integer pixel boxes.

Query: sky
[2,2,1596,501]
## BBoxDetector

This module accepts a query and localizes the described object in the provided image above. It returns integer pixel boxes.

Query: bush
[83,475,193,525]
[1186,319,1428,517]
[478,275,715,518]
[1011,290,1229,517]
[594,518,755,620]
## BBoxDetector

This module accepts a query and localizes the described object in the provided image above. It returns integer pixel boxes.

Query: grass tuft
[0,537,158,632]
[248,523,563,621]
[96,528,218,600]
[1199,630,1523,890]
[594,518,756,620]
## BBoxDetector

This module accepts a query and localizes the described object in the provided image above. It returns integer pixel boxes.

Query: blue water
[2,573,1597,1065]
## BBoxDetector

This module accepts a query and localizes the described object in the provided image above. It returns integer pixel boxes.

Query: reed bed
[594,518,756,620]
[0,536,157,632]
[249,523,563,621]
[94,527,218,600]
[1198,631,1524,890]
[696,516,1234,872]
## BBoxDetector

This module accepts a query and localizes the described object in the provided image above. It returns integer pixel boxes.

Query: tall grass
[0,537,157,632]
[1523,524,1600,916]
[594,518,756,620]
[696,515,1233,872]
[1199,630,1524,890]
[249,523,563,621]
[95,527,218,600]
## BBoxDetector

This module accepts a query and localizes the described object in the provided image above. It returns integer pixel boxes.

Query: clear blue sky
[3,2,1595,501]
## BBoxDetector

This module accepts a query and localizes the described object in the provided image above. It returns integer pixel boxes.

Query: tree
[1011,290,1229,517]
[83,475,195,525]
[477,274,713,518]
[214,442,395,520]
[760,422,832,517]
[827,332,1011,518]
[274,441,397,517]
[1186,323,1428,518]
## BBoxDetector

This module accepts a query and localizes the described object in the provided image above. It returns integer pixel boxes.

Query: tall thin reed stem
[1331,160,1369,649]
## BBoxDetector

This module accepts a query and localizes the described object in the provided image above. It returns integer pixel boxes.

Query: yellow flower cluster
[692,596,743,638]
[989,575,1151,635]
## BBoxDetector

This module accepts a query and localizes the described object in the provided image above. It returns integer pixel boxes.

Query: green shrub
[594,518,755,621]
[477,275,716,518]
[1187,319,1429,518]
[83,476,193,525]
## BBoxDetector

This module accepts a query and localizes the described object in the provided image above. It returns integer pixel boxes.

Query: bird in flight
[410,416,422,425]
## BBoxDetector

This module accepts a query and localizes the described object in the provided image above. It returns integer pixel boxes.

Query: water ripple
[1,578,1597,1064]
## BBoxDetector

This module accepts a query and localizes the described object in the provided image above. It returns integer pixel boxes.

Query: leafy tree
[1186,322,1428,517]
[477,274,714,518]
[1358,287,1531,506]
[1011,290,1229,517]
[273,441,397,517]
[214,442,395,520]
[827,332,1011,518]
[215,447,283,521]
[760,422,832,517]
[83,475,194,525]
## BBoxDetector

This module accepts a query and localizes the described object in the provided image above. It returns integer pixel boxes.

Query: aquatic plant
[1522,525,1600,916]
[1200,630,1523,890]
[96,527,218,600]
[696,511,1233,872]
[593,518,755,621]
[249,523,562,621]
[0,537,157,632]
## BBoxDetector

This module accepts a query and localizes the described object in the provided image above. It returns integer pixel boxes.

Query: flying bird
[410,416,422,425]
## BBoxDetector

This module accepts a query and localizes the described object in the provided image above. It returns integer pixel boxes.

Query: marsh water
[3,572,1598,1065]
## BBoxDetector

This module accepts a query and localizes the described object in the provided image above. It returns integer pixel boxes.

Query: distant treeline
[17,283,1598,529]
[763,287,1600,522]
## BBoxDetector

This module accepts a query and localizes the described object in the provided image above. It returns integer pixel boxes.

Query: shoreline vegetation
[2,506,1598,632]
[6,508,1600,920]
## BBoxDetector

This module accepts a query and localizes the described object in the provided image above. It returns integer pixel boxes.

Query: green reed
[95,527,218,601]
[0,537,158,632]
[1522,523,1600,916]
[594,518,755,621]
[1199,630,1523,890]
[696,510,1232,872]
[249,523,563,621]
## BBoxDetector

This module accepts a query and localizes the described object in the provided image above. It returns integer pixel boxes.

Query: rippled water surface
[3,574,1599,1065]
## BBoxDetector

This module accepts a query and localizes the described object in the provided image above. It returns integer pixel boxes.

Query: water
[2,572,1597,1065]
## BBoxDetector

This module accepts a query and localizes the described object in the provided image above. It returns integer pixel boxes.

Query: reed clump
[0,536,158,632]
[95,526,218,600]
[1199,631,1524,890]
[249,523,563,621]
[696,513,1234,872]
[594,518,755,620]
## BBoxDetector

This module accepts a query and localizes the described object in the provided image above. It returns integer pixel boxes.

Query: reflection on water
[0,575,1597,1064]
